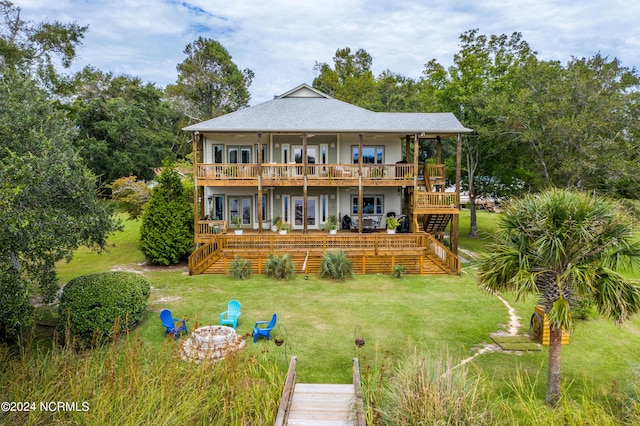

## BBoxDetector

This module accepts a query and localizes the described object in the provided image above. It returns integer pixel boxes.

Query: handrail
[200,234,427,252]
[196,163,421,182]
[352,358,366,426]
[187,240,220,275]
[424,234,460,273]
[274,356,297,426]
[414,191,459,209]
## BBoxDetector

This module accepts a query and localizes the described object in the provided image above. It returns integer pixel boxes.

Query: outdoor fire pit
[180,325,246,363]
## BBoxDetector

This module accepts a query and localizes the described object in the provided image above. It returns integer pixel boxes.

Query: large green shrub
[58,272,150,347]
[139,165,193,265]
[265,254,295,280]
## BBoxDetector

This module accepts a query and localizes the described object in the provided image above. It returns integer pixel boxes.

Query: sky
[16,0,640,105]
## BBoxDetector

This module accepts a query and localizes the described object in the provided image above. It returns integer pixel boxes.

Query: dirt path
[455,295,522,368]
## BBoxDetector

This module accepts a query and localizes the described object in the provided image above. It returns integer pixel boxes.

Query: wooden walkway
[275,357,366,426]
[287,383,357,425]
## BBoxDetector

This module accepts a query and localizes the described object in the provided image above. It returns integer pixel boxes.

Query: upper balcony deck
[196,163,445,187]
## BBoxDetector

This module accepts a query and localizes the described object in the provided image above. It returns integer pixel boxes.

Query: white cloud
[15,0,640,105]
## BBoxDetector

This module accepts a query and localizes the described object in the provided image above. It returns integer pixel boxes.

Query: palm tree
[477,188,640,407]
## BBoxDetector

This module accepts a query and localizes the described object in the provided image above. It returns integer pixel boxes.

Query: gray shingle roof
[183,84,472,135]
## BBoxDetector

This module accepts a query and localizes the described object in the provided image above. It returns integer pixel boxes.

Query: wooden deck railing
[352,358,367,426]
[425,234,460,273]
[202,233,428,254]
[188,240,221,275]
[414,191,459,209]
[274,356,297,426]
[196,163,418,183]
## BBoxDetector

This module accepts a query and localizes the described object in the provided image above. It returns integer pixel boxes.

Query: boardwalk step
[287,383,356,425]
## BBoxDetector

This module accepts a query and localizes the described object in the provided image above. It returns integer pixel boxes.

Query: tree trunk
[546,325,563,407]
[468,194,479,238]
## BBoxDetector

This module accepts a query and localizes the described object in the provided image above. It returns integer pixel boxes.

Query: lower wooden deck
[188,232,460,276]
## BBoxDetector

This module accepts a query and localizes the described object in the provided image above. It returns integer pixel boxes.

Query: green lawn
[54,210,640,402]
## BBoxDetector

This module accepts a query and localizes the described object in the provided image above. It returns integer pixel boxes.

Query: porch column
[193,132,201,245]
[357,133,363,233]
[405,134,411,162]
[412,133,419,232]
[436,136,442,164]
[257,133,263,234]
[303,133,308,234]
[453,133,462,255]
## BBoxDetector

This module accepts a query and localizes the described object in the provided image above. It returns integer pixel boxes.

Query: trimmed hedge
[58,272,150,347]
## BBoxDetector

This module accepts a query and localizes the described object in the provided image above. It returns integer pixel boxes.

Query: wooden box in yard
[529,305,570,345]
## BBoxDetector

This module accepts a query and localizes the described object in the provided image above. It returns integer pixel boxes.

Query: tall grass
[364,347,495,425]
[0,333,285,425]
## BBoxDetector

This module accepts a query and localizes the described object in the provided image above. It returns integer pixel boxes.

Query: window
[321,195,327,223]
[241,148,251,163]
[212,195,223,220]
[255,194,268,222]
[352,146,384,164]
[255,144,267,163]
[352,196,383,215]
[282,195,290,223]
[229,148,238,164]
[213,145,223,163]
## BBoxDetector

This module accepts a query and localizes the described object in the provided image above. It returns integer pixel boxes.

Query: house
[185,84,472,276]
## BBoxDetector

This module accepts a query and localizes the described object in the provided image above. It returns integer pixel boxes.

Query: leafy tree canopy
[0,70,120,340]
[166,37,254,125]
[70,67,181,184]
[0,0,87,92]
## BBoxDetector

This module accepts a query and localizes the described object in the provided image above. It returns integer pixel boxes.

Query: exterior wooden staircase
[274,357,366,426]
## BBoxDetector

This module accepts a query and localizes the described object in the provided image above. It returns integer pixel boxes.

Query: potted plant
[386,215,402,234]
[271,216,280,232]
[276,220,291,235]
[232,215,243,235]
[327,215,338,235]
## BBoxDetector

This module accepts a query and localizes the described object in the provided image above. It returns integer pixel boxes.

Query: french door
[292,196,318,230]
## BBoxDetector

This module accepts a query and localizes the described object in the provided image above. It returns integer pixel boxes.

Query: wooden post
[257,133,263,234]
[456,134,462,199]
[357,134,363,233]
[405,134,411,162]
[303,133,308,234]
[193,132,201,245]
[412,133,419,232]
[436,136,442,164]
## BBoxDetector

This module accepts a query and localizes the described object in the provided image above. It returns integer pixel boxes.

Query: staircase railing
[425,234,460,273]
[188,240,221,275]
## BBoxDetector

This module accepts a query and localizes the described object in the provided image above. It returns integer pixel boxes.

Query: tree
[313,47,377,109]
[484,54,640,196]
[108,176,151,220]
[0,0,87,92]
[477,188,640,406]
[166,37,254,125]
[139,164,193,265]
[71,67,180,184]
[421,30,536,237]
[0,70,120,341]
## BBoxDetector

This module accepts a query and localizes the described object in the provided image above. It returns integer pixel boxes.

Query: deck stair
[422,213,452,233]
[274,357,366,426]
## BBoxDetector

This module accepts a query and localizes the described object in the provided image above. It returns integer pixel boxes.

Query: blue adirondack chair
[160,309,188,340]
[220,299,241,329]
[253,313,277,343]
